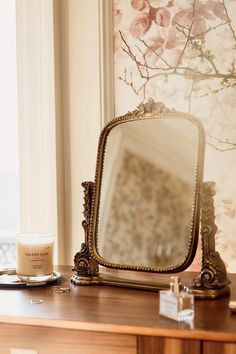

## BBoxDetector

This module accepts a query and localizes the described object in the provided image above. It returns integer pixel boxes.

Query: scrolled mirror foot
[71,243,99,285]
[191,251,231,299]
[72,242,99,278]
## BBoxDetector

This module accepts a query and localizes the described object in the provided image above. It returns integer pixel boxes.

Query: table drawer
[0,324,137,354]
[138,336,201,354]
[204,341,236,354]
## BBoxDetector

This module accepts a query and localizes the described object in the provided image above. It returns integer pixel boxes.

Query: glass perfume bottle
[159,276,194,321]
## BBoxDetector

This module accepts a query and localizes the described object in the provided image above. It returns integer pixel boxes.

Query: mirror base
[190,286,230,299]
[72,180,231,299]
[71,271,230,298]
[71,272,169,291]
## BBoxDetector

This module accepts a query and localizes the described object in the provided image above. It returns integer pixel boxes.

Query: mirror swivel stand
[71,181,230,298]
[191,182,230,298]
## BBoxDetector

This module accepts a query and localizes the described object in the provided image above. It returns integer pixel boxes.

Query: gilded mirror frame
[88,102,205,273]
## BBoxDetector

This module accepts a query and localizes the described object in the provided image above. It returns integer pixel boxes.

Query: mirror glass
[95,117,201,270]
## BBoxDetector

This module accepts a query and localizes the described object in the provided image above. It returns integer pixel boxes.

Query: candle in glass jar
[16,233,54,282]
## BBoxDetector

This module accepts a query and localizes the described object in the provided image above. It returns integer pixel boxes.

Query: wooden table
[0,266,236,354]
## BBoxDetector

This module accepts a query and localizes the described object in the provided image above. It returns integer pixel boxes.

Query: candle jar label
[16,233,54,282]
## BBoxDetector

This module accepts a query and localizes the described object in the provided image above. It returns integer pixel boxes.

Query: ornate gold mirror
[72,101,230,298]
[95,110,203,272]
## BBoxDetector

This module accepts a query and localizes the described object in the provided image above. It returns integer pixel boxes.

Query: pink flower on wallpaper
[128,0,229,40]
[216,198,236,221]
[144,34,182,66]
[129,1,172,38]
[131,0,147,11]
[212,2,227,21]
[222,199,236,218]
[173,9,208,36]
[145,36,165,64]
[128,0,229,44]
[155,7,171,27]
[129,12,151,38]
[172,1,227,35]
[165,26,185,49]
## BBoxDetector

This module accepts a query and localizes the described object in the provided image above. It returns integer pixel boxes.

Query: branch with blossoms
[116,0,236,151]
[119,28,236,98]
[118,0,236,99]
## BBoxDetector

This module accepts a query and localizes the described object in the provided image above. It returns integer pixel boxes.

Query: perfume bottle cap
[170,276,180,294]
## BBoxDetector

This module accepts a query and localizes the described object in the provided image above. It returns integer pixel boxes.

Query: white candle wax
[16,233,54,282]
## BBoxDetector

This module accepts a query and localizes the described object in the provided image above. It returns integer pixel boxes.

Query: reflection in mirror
[97,118,199,269]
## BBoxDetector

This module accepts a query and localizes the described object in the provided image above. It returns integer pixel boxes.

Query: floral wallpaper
[113,0,236,272]
[100,149,193,268]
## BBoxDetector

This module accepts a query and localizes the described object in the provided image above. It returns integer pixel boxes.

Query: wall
[113,0,236,272]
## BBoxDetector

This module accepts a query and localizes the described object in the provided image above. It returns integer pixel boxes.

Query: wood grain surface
[204,341,236,354]
[138,336,201,354]
[0,266,236,343]
[0,324,136,354]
